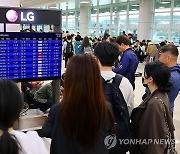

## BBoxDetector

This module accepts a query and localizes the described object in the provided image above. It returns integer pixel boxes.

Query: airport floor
[24,61,180,153]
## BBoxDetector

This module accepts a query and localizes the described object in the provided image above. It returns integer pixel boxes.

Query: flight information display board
[0,32,62,81]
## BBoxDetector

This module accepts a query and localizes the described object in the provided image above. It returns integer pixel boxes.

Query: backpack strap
[112,74,123,88]
[112,74,129,116]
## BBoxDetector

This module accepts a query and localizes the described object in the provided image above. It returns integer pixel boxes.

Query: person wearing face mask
[130,62,175,154]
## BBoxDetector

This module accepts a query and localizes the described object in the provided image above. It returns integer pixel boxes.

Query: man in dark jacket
[112,35,139,90]
[159,45,180,114]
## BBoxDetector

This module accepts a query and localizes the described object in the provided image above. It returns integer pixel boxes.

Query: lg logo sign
[6,9,35,22]
[21,12,34,21]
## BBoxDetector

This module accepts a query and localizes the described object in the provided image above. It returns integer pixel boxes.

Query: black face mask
[142,77,148,88]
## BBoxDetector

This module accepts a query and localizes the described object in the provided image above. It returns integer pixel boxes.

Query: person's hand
[60,86,64,91]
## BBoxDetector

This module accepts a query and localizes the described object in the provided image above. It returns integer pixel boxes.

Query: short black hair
[116,35,130,46]
[160,44,179,57]
[94,42,119,66]
[75,35,81,41]
[145,61,172,92]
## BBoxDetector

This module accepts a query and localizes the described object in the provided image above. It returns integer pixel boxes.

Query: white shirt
[101,71,134,115]
[11,130,48,154]
[177,47,180,64]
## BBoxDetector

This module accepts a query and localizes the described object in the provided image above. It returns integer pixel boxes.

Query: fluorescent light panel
[80,1,90,3]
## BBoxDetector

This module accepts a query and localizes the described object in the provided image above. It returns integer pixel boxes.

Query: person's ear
[167,54,172,61]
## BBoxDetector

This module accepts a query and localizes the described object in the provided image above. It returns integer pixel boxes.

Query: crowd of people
[0,31,180,154]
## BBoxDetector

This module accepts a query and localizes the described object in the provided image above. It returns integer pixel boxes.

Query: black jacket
[40,103,112,154]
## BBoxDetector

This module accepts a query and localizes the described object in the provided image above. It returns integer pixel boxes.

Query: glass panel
[154,13,170,27]
[155,0,171,12]
[152,29,168,43]
[36,25,43,32]
[99,16,110,28]
[112,15,126,28]
[171,30,180,44]
[68,18,75,28]
[99,0,111,5]
[91,7,97,14]
[111,28,120,37]
[44,25,50,32]
[67,1,75,9]
[173,12,180,27]
[60,2,67,10]
[68,11,75,17]
[129,0,140,13]
[99,6,110,15]
[89,28,97,37]
[112,5,127,14]
[98,25,110,37]
[174,0,180,11]
[129,14,139,27]
[91,0,98,6]
[91,15,97,27]
[62,17,66,28]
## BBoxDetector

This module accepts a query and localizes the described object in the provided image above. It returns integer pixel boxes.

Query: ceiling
[20,0,67,8]
[20,0,138,8]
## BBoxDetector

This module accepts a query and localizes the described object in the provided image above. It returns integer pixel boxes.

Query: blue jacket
[113,48,139,88]
[74,41,81,55]
[169,65,180,112]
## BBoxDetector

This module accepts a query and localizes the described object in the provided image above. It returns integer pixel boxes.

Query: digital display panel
[0,32,62,81]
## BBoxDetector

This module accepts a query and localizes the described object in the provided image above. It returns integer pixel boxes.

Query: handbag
[155,97,178,154]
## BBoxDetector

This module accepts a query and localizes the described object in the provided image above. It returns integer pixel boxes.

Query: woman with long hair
[80,36,93,54]
[0,79,48,154]
[130,61,175,154]
[41,54,115,154]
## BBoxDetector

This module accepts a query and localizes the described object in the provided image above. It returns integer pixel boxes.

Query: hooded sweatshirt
[169,64,180,112]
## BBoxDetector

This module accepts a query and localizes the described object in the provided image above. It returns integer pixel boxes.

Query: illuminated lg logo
[6,10,34,22]
[21,12,34,21]
[6,10,18,22]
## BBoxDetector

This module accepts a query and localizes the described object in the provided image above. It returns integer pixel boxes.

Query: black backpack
[102,74,131,153]
[66,41,74,54]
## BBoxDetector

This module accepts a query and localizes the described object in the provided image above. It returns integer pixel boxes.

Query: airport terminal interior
[0,0,180,153]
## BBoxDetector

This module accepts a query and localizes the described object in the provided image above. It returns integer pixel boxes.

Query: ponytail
[0,131,21,154]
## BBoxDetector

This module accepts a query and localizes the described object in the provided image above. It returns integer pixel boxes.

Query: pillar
[137,0,154,41]
[79,0,91,37]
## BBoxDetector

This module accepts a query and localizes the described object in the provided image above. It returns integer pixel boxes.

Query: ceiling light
[131,9,137,11]
[160,1,170,4]
[49,6,58,9]
[132,4,139,7]
[80,1,90,4]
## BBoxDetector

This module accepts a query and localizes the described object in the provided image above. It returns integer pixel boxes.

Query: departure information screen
[0,32,62,81]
